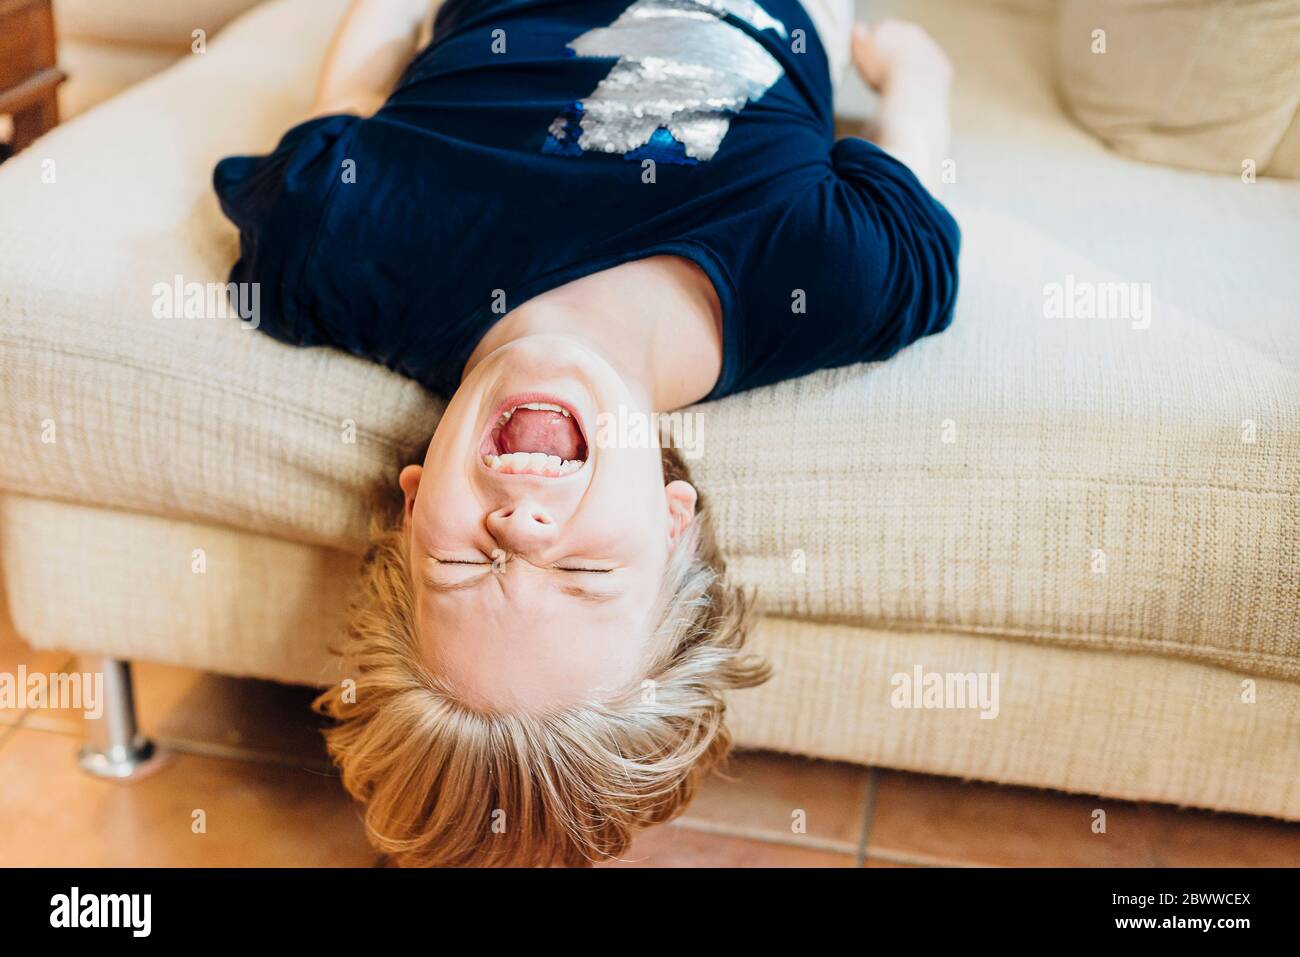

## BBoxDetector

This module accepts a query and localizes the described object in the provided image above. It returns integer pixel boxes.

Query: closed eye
[429,556,612,574]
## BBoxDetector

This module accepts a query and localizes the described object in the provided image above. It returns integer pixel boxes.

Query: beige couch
[52,0,264,119]
[2,0,1298,817]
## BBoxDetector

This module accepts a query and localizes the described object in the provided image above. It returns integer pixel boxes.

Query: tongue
[498,408,584,460]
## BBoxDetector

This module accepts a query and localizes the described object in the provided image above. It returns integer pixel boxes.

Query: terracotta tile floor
[3,627,1299,867]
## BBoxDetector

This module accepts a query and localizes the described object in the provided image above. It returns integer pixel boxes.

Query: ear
[399,464,423,525]
[664,479,698,548]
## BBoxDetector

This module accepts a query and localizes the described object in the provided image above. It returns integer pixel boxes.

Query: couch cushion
[7,494,1300,822]
[1,0,1297,677]
[1056,0,1300,178]
[57,38,184,119]
[3,0,440,548]
[54,0,266,50]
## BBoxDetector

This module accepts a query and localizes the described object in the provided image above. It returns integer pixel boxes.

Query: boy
[215,0,957,866]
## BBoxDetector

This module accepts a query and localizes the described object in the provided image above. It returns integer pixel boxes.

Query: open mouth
[479,396,589,477]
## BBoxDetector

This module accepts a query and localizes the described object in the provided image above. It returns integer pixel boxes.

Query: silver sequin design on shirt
[546,0,788,162]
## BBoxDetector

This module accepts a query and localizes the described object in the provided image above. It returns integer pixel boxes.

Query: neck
[462,256,724,411]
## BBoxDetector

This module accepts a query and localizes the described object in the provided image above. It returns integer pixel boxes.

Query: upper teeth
[484,453,583,475]
[498,401,571,425]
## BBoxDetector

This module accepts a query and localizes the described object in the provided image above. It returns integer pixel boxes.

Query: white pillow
[1057,0,1300,178]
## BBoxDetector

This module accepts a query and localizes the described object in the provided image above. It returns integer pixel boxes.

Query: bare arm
[310,0,437,118]
[849,20,952,195]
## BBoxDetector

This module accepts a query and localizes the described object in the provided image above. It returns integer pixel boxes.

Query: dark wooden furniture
[0,0,66,154]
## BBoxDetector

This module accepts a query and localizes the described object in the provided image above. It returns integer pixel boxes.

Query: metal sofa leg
[77,657,159,779]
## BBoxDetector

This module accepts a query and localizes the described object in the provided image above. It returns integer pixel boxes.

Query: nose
[486,499,558,553]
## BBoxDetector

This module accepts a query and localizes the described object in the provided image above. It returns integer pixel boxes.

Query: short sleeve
[213,113,361,346]
[827,136,960,351]
[706,136,961,398]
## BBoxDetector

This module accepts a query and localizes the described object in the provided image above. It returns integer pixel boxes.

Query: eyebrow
[421,569,624,604]
[421,570,490,593]
[558,583,623,604]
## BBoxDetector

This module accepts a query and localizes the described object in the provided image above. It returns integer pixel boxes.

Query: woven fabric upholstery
[1,0,1297,681]
[1057,0,1300,178]
[5,492,1297,820]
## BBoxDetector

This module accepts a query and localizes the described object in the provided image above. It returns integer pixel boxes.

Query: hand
[851,20,953,94]
[311,0,433,118]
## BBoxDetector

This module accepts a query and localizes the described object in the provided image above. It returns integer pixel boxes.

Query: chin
[486,334,608,378]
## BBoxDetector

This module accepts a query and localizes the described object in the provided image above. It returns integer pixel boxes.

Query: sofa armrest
[54,0,266,51]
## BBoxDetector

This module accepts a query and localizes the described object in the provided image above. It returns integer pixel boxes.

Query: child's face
[400,334,698,713]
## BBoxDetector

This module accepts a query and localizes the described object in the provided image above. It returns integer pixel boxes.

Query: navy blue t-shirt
[214,0,960,400]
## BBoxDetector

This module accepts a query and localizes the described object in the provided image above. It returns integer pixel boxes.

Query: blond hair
[314,448,769,866]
